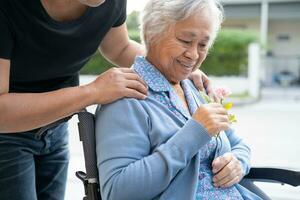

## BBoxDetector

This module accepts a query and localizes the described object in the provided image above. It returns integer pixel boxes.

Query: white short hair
[140,0,224,50]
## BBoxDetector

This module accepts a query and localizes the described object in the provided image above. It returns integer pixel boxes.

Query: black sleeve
[112,0,127,27]
[0,9,14,59]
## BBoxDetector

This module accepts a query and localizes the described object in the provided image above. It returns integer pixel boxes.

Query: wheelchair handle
[77,111,98,181]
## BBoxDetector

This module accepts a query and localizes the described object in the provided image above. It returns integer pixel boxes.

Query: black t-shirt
[0,0,127,93]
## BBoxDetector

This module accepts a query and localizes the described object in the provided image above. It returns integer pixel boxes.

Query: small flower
[214,86,232,99]
[213,86,237,123]
[199,86,237,137]
[223,102,233,110]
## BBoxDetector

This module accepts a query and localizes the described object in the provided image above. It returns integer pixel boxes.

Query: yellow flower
[223,102,233,110]
[199,88,238,137]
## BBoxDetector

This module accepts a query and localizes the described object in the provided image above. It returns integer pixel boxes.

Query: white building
[222,0,300,86]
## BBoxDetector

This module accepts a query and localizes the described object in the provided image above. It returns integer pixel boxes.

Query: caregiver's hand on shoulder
[212,152,243,188]
[189,69,219,102]
[86,67,148,104]
[192,103,230,136]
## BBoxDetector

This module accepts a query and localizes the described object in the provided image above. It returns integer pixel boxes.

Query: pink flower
[199,85,237,135]
[214,86,232,99]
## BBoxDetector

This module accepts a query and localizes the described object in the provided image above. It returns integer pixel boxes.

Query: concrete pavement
[231,87,300,199]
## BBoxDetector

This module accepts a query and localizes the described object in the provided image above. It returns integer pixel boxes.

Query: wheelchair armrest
[244,167,300,187]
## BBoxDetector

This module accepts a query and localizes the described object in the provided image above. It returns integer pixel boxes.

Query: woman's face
[147,11,214,84]
[77,0,105,7]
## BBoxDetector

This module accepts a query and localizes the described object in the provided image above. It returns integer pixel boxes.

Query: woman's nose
[184,45,199,60]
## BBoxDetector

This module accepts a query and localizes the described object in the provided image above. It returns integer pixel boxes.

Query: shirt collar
[133,56,204,119]
[132,56,171,92]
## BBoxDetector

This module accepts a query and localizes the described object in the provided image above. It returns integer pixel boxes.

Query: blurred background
[66,0,300,199]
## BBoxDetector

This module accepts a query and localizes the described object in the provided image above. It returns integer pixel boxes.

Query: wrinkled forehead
[174,13,214,37]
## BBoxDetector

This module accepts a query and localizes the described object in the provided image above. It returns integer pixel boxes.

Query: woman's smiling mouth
[176,59,195,69]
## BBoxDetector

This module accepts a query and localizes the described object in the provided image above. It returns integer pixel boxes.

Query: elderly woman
[95,0,261,199]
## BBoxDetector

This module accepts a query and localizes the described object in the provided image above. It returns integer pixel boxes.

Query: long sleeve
[95,98,211,200]
[225,129,251,175]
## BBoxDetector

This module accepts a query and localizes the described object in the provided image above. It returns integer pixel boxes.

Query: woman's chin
[179,70,192,80]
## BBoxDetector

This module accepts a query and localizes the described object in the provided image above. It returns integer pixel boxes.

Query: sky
[127,0,148,14]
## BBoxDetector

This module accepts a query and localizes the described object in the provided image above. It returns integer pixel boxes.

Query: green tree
[80,12,142,75]
[201,29,258,76]
[126,11,140,30]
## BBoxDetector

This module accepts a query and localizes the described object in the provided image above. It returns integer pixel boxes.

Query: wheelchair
[75,111,300,200]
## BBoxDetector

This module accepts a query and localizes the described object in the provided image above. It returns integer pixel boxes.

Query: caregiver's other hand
[212,152,243,188]
[189,69,219,102]
[192,103,230,136]
[87,67,148,104]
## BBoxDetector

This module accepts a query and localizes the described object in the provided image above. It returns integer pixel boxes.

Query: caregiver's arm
[99,23,145,68]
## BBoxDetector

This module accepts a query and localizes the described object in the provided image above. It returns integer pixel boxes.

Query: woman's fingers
[212,153,243,188]
[212,153,233,174]
[220,176,240,188]
[213,162,237,186]
[192,103,230,136]
[215,115,229,123]
[214,169,241,188]
[207,103,228,115]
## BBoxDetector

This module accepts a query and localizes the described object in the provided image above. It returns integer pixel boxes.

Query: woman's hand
[212,152,243,188]
[192,103,230,136]
[86,67,148,104]
[189,69,218,101]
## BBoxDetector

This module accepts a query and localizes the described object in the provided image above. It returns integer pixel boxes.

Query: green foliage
[80,12,141,75]
[126,11,140,30]
[80,52,113,75]
[80,25,257,76]
[128,30,141,43]
[201,29,258,76]
[80,30,141,75]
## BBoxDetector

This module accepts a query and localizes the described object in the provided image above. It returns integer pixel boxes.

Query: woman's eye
[199,43,207,48]
[179,39,191,44]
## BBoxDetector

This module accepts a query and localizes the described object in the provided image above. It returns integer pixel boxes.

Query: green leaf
[199,91,213,103]
[229,114,237,123]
